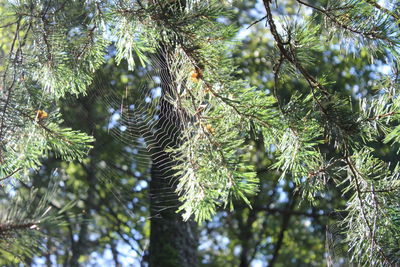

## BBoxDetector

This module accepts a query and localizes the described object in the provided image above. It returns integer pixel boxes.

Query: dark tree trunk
[149,158,198,267]
[148,60,198,266]
[148,1,198,264]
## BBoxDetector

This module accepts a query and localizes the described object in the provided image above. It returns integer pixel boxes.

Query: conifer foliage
[1,0,400,265]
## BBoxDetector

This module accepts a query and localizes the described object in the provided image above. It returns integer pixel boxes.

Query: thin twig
[0,168,22,182]
[246,15,267,29]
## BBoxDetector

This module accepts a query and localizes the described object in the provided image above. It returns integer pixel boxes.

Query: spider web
[0,0,200,261]
[62,48,192,221]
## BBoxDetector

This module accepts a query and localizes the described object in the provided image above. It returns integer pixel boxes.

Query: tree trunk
[149,158,198,267]
[148,58,198,266]
[148,1,198,264]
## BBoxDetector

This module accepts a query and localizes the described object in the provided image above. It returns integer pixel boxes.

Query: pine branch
[344,154,392,265]
[363,0,400,22]
[295,0,398,46]
[0,168,21,182]
[263,0,330,114]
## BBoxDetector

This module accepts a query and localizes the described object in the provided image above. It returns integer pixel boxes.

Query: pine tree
[2,0,400,265]
[147,2,198,266]
[0,0,98,261]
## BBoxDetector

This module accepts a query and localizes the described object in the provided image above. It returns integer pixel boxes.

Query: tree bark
[148,1,198,265]
[148,58,198,266]
[149,160,198,267]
